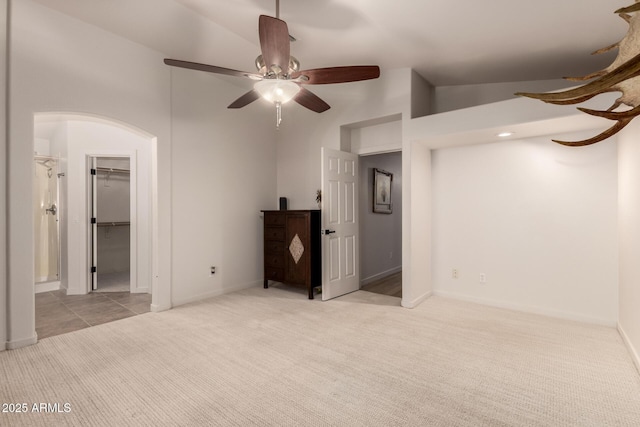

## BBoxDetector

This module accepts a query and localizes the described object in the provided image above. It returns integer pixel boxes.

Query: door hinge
[91,266,97,273]
[91,217,97,224]
[91,168,96,175]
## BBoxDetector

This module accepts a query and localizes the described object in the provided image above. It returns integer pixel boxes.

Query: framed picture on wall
[373,168,392,214]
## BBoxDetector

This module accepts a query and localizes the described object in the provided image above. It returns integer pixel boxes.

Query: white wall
[434,79,571,114]
[401,92,622,313]
[431,132,619,324]
[169,67,276,306]
[359,152,402,284]
[351,120,402,155]
[402,139,432,308]
[1,0,7,350]
[617,119,640,372]
[6,0,172,347]
[411,71,433,119]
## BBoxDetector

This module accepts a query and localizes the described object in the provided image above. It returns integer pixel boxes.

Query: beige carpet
[1,285,640,426]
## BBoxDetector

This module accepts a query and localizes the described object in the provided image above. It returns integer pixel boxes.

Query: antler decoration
[516,1,640,146]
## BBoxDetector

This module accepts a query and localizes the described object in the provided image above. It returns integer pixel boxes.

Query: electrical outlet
[479,273,486,284]
[210,266,216,276]
[452,269,459,279]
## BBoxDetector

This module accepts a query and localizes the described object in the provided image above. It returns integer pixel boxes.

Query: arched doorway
[33,113,161,338]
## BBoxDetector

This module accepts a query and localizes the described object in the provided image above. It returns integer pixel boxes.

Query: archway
[32,113,163,337]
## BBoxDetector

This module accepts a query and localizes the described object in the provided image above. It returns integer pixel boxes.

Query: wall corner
[618,322,640,375]
[410,70,434,119]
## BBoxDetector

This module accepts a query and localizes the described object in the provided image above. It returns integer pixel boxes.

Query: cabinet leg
[264,280,269,289]
[308,287,314,300]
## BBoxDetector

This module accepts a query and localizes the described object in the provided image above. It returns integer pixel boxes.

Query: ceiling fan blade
[292,66,380,85]
[258,15,290,75]
[164,59,262,80]
[293,87,330,113]
[228,90,261,109]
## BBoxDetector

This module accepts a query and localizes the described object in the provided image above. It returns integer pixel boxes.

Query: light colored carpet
[1,286,639,426]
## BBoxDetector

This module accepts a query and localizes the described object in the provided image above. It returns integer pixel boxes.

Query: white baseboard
[66,286,87,296]
[6,334,38,350]
[361,266,402,286]
[35,281,61,294]
[401,291,432,309]
[432,290,617,327]
[150,303,171,312]
[618,323,640,375]
[171,280,261,307]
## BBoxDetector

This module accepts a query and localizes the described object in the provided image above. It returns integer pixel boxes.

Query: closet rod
[97,221,130,227]
[96,167,130,174]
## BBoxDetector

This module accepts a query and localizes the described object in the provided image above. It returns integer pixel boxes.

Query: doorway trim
[339,114,404,301]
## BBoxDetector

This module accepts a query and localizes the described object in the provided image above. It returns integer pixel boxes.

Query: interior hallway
[361,271,402,298]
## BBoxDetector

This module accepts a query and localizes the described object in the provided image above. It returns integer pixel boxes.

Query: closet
[92,157,131,292]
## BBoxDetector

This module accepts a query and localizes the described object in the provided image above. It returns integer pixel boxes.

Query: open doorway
[90,157,132,292]
[358,151,402,298]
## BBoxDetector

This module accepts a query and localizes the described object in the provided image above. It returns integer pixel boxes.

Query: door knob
[323,229,336,235]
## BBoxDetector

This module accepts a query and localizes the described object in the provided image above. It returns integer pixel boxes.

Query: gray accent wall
[359,152,402,285]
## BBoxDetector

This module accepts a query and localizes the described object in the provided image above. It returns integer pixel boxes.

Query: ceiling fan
[164,1,380,128]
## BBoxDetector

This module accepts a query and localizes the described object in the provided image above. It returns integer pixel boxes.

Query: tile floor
[35,290,151,339]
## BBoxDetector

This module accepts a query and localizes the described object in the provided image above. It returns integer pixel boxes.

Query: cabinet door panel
[285,214,309,285]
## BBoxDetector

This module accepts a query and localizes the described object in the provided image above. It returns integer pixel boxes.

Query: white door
[321,147,359,300]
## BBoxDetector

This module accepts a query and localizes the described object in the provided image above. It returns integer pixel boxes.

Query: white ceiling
[33,0,631,86]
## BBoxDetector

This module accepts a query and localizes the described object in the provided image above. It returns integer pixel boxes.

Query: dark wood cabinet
[262,210,321,299]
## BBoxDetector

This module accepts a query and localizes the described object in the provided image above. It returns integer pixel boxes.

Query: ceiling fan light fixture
[254,79,300,104]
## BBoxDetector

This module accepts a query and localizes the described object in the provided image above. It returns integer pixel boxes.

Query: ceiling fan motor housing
[255,54,300,76]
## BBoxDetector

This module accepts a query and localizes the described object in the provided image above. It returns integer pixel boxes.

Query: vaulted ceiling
[32,0,629,86]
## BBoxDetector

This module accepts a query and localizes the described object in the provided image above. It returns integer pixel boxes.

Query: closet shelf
[97,221,130,227]
[96,167,130,174]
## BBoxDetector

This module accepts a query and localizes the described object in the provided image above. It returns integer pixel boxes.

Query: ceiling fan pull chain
[276,101,282,129]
